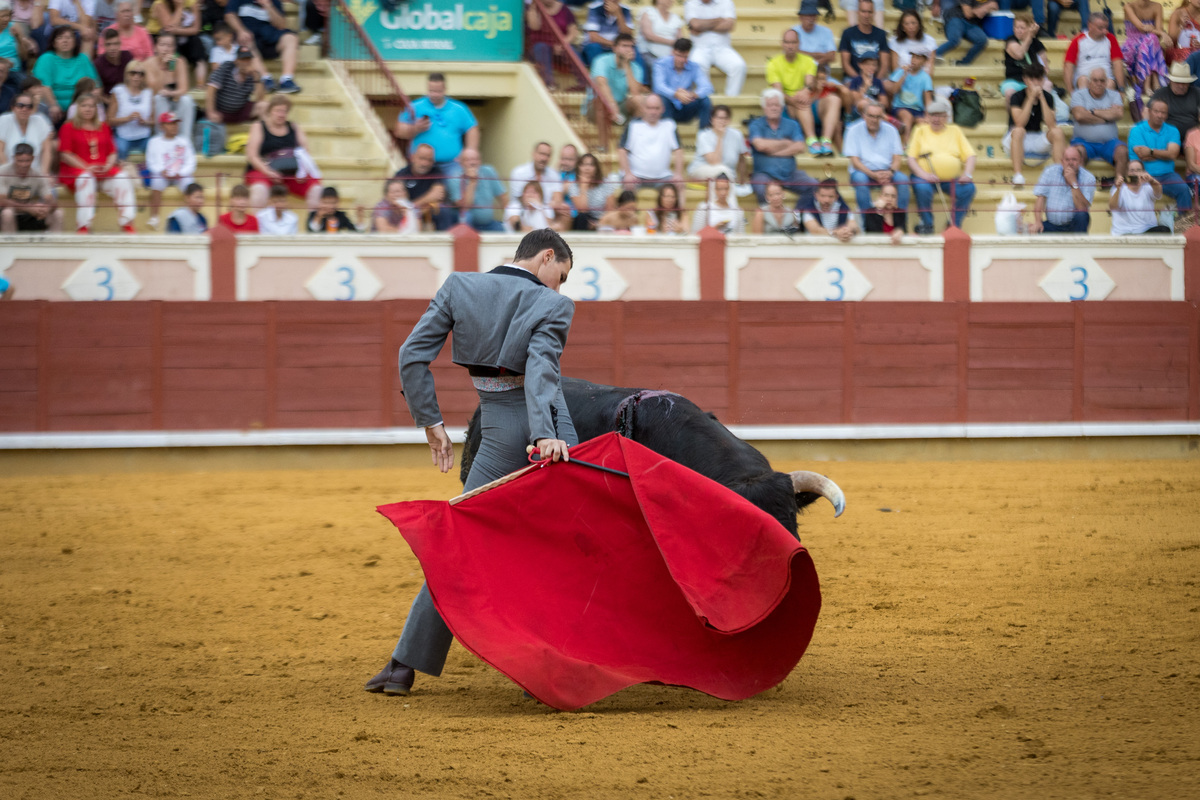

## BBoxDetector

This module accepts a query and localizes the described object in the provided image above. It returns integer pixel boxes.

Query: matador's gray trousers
[391,386,577,676]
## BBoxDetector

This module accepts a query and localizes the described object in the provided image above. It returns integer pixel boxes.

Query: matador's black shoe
[364,660,415,696]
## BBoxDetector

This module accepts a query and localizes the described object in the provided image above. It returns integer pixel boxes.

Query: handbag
[265,148,299,176]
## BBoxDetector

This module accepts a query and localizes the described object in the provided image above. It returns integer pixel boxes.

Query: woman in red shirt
[57,93,137,233]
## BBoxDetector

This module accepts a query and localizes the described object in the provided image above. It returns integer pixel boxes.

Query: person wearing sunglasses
[0,89,54,173]
[108,58,152,160]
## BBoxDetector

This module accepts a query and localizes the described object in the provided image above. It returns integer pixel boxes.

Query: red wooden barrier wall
[1,300,1197,432]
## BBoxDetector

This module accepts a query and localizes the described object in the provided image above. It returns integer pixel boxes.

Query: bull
[460,377,845,538]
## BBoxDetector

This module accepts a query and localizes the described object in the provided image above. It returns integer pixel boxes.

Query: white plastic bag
[995,191,1026,236]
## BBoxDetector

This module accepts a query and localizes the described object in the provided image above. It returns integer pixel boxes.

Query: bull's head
[790,472,845,518]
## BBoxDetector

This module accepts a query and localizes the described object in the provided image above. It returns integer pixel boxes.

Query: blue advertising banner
[332,0,524,62]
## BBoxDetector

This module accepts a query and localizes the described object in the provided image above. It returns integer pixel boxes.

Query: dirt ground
[1,453,1198,799]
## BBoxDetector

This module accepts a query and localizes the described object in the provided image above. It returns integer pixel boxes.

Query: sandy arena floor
[1,454,1198,799]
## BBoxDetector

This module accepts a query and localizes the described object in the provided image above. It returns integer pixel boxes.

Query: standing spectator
[510,140,562,204]
[646,182,687,233]
[682,0,745,97]
[147,33,195,146]
[46,0,96,56]
[791,0,837,74]
[844,99,910,213]
[1063,13,1129,94]
[205,45,263,125]
[907,98,977,233]
[690,173,744,233]
[752,180,803,234]
[218,182,259,232]
[588,32,644,126]
[618,93,683,190]
[0,142,62,231]
[1002,12,1049,102]
[885,49,933,143]
[145,110,194,228]
[57,92,136,232]
[306,186,360,233]
[224,0,301,94]
[107,59,152,159]
[395,142,455,231]
[1108,162,1170,233]
[636,0,682,66]
[1030,144,1096,232]
[370,178,418,234]
[505,179,561,232]
[447,146,507,232]
[525,0,578,89]
[1070,67,1131,181]
[99,1,152,61]
[1128,96,1192,214]
[1150,63,1200,140]
[686,102,749,186]
[93,27,130,94]
[1168,0,1200,66]
[839,0,890,79]
[0,89,53,171]
[256,182,298,233]
[245,94,322,211]
[148,0,208,85]
[394,73,479,171]
[1046,0,1085,38]
[889,10,937,75]
[769,28,839,156]
[564,151,613,230]
[32,24,98,120]
[651,37,711,129]
[936,0,995,67]
[165,181,207,233]
[861,182,907,242]
[803,177,859,241]
[582,0,634,68]
[1122,0,1168,105]
[747,88,817,208]
[1005,63,1067,185]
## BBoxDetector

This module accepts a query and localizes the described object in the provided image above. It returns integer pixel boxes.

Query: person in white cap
[145,110,196,229]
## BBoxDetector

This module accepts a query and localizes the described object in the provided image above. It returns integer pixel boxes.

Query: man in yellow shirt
[767,28,839,156]
[905,98,977,233]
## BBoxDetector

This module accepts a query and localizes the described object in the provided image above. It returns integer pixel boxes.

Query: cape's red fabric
[377,432,821,711]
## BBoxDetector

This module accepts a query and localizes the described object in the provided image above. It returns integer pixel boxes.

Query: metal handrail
[329,0,413,120]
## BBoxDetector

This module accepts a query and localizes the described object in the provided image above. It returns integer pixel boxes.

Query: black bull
[459,377,845,539]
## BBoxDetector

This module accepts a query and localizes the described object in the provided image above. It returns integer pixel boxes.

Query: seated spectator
[936,0,994,67]
[840,0,883,26]
[803,177,859,241]
[93,27,130,95]
[690,173,744,233]
[748,88,816,208]
[1,2,37,72]
[618,94,683,191]
[370,178,418,234]
[1122,0,1168,105]
[306,186,360,232]
[1002,12,1049,102]
[885,48,932,143]
[46,0,96,57]
[224,0,300,94]
[1030,144,1096,233]
[208,22,239,71]
[245,94,322,211]
[66,76,105,121]
[589,32,644,126]
[57,92,135,232]
[636,0,683,67]
[510,140,562,205]
[682,0,745,96]
[1150,63,1200,141]
[791,0,837,74]
[145,110,194,228]
[907,98,977,233]
[10,0,49,57]
[395,142,454,231]
[861,182,906,243]
[1168,0,1200,65]
[597,188,638,231]
[148,0,208,84]
[582,0,634,67]
[845,53,887,123]
[32,24,98,122]
[1047,0,1086,38]
[0,59,17,116]
[1005,64,1066,186]
[1108,161,1171,233]
[844,99,910,213]
[1064,13,1129,94]
[564,151,614,230]
[686,103,748,187]
[205,46,263,126]
[447,147,507,232]
[753,180,802,234]
[165,181,207,233]
[1128,97,1192,214]
[257,182,298,234]
[646,182,687,233]
[0,90,52,170]
[147,33,196,145]
[99,1,152,61]
[108,59,152,159]
[557,144,578,182]
[1070,67,1130,180]
[652,37,711,129]
[769,28,839,156]
[218,182,259,232]
[505,179,561,232]
[525,0,578,89]
[0,141,62,231]
[394,73,479,171]
[889,11,937,76]
[1184,119,1200,202]
[839,0,890,79]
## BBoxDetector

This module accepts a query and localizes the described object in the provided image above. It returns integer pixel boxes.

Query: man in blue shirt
[395,73,480,172]
[843,100,910,212]
[792,0,838,73]
[1128,98,1191,213]
[446,148,507,232]
[652,38,713,129]
[748,88,817,208]
[1030,144,1095,233]
[588,33,645,125]
[224,0,301,93]
[582,0,636,67]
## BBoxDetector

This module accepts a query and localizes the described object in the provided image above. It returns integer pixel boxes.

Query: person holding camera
[1109,160,1171,233]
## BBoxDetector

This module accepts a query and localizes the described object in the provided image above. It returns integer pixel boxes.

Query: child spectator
[371,177,419,234]
[256,183,298,234]
[845,53,887,122]
[145,110,195,228]
[218,182,259,232]
[165,181,208,232]
[306,186,360,232]
[505,179,560,232]
[885,49,933,143]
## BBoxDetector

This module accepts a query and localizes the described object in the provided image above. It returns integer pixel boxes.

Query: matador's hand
[535,438,570,463]
[425,424,454,473]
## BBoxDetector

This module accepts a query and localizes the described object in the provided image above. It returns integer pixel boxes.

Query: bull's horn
[790,471,846,518]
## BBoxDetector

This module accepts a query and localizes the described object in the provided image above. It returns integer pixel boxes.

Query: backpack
[950,88,984,128]
[194,119,227,157]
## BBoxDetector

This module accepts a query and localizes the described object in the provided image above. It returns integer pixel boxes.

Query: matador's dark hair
[514,228,573,265]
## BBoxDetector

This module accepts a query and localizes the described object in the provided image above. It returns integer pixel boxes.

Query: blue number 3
[825,266,845,301]
[581,266,601,301]
[93,266,114,301]
[336,266,356,301]
[1070,266,1088,301]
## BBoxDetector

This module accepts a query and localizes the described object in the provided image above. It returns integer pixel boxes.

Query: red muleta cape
[376,432,822,711]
